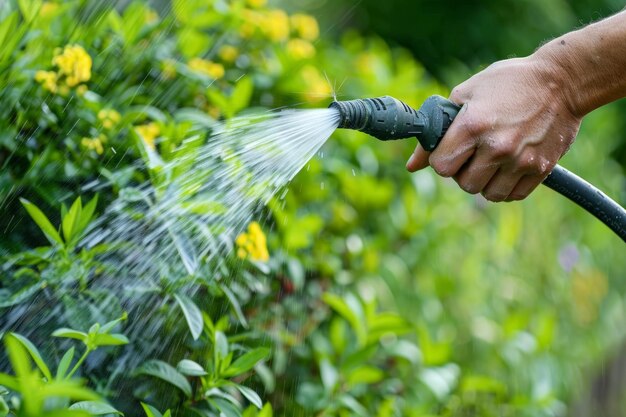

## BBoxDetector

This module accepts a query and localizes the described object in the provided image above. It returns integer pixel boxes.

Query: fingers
[453,154,499,195]
[406,145,430,172]
[481,170,524,202]
[449,84,471,105]
[428,105,477,177]
[506,174,547,201]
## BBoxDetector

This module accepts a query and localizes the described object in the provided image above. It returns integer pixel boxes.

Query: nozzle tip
[329,99,368,130]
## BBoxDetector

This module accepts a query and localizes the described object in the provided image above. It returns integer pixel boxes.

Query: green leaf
[258,403,273,417]
[207,89,229,115]
[18,0,42,22]
[230,77,254,116]
[209,398,242,417]
[135,360,192,397]
[220,284,248,328]
[20,198,63,245]
[346,366,384,386]
[57,347,75,379]
[99,312,128,334]
[62,197,82,244]
[177,359,207,376]
[69,401,123,415]
[215,331,229,360]
[338,395,368,416]
[0,283,42,308]
[52,328,88,342]
[235,385,263,409]
[92,333,129,347]
[140,403,163,417]
[460,375,507,395]
[74,195,98,239]
[224,348,270,377]
[319,359,338,393]
[43,411,91,417]
[322,293,367,346]
[0,13,18,53]
[41,380,100,401]
[174,294,203,341]
[11,333,52,381]
[4,334,31,378]
[0,373,19,391]
[0,396,8,417]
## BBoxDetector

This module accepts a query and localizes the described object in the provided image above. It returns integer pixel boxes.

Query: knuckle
[516,154,537,173]
[482,190,507,202]
[506,193,527,201]
[449,86,466,103]
[430,161,454,177]
[463,115,489,137]
[487,139,516,161]
[457,178,480,194]
[528,156,554,176]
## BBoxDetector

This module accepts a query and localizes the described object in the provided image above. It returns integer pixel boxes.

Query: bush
[1,0,625,416]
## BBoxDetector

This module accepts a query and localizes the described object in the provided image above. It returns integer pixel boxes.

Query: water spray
[330,95,626,242]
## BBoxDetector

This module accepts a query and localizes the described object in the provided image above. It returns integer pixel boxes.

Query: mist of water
[3,106,342,367]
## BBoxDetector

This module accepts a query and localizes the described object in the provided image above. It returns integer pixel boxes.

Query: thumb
[406,144,430,172]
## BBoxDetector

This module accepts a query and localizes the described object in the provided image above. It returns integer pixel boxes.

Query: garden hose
[330,96,626,242]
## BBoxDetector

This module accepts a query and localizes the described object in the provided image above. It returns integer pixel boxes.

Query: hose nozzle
[329,95,461,151]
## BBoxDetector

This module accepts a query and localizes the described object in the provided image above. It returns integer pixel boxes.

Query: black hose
[331,95,626,242]
[543,165,626,242]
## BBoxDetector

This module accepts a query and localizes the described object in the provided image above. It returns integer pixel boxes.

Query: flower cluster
[188,58,225,79]
[235,222,270,262]
[81,134,106,155]
[290,14,319,41]
[98,109,121,129]
[135,122,160,150]
[35,44,92,94]
[218,45,239,63]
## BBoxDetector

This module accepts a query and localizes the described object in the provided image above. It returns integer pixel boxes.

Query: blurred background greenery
[0,0,625,416]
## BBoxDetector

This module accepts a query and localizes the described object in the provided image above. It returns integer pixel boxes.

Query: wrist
[530,40,584,119]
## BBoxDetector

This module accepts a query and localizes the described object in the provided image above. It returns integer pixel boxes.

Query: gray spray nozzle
[329,95,461,151]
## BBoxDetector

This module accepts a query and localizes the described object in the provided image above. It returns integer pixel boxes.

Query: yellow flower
[218,45,239,63]
[135,122,160,150]
[188,58,225,79]
[235,221,270,262]
[286,39,316,60]
[239,13,263,39]
[52,44,92,87]
[98,108,121,129]
[261,10,289,42]
[246,0,267,8]
[40,2,60,18]
[81,134,106,155]
[290,14,319,41]
[35,70,58,93]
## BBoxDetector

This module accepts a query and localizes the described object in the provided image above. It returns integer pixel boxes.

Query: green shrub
[1,0,625,416]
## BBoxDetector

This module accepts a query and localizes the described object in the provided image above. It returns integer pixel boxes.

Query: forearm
[534,10,626,118]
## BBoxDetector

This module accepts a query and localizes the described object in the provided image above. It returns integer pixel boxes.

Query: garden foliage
[0,0,625,416]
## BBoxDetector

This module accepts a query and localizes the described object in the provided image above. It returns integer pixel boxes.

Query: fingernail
[406,153,416,169]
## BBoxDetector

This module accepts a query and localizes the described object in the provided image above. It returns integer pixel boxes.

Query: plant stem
[66,348,91,379]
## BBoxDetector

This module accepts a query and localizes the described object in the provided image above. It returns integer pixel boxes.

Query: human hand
[406,56,582,202]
